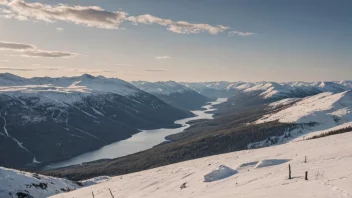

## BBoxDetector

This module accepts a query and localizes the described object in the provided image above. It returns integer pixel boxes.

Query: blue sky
[0,0,351,82]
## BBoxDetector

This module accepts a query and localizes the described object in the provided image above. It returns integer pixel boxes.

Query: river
[48,98,227,169]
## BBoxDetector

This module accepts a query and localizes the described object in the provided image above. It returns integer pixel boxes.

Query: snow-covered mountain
[132,81,191,95]
[230,81,351,100]
[181,81,242,99]
[183,81,351,100]
[257,91,352,127]
[338,80,352,88]
[49,130,352,198]
[132,81,210,110]
[0,73,193,168]
[183,81,351,109]
[246,91,352,148]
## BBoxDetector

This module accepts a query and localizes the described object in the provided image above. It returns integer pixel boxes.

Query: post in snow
[289,164,292,179]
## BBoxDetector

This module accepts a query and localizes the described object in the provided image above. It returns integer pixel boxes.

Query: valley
[47,98,227,169]
[1,1,349,197]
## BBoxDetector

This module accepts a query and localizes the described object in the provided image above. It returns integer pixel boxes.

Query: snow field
[51,131,352,198]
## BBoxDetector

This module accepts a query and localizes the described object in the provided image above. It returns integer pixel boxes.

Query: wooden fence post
[305,171,308,180]
[289,164,292,179]
[109,188,115,198]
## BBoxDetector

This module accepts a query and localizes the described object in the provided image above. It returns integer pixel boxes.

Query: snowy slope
[0,73,30,86]
[182,81,351,101]
[0,166,81,198]
[51,131,352,198]
[132,81,192,95]
[257,91,352,127]
[338,81,352,88]
[294,121,352,141]
[180,81,241,99]
[182,81,237,91]
[132,81,210,110]
[0,74,140,106]
[241,82,293,99]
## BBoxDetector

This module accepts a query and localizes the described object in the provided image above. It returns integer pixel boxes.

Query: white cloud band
[0,0,249,35]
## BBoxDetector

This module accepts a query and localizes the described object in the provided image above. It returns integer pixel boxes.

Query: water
[48,98,227,169]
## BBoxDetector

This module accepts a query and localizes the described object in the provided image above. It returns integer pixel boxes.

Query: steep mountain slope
[0,73,193,168]
[50,131,352,198]
[0,166,81,198]
[132,81,210,110]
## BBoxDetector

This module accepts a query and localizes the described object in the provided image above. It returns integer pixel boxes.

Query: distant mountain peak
[80,73,96,79]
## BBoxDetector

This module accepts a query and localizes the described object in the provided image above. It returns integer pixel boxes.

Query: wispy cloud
[128,14,229,35]
[0,60,9,62]
[0,67,113,74]
[228,31,256,37]
[3,0,128,29]
[115,63,131,66]
[0,0,232,35]
[0,66,61,71]
[0,67,33,71]
[56,27,64,32]
[22,50,77,58]
[0,41,77,58]
[145,69,166,72]
[155,56,171,60]
[0,41,34,50]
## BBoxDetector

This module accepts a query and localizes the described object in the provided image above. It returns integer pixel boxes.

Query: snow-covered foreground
[52,132,352,198]
[0,167,113,198]
[0,167,81,198]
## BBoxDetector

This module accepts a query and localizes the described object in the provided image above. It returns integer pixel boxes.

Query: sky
[0,0,351,82]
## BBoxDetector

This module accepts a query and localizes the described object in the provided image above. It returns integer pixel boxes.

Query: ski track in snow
[1,115,32,154]
[90,106,105,116]
[66,124,100,140]
[72,105,98,119]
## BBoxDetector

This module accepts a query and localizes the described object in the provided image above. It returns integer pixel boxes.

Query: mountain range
[40,77,352,181]
[1,73,351,169]
[0,73,194,168]
[1,73,352,197]
[132,81,210,110]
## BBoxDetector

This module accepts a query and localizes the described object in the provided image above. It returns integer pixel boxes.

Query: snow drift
[204,165,238,182]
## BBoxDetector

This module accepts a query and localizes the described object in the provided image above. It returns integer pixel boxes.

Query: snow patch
[254,159,290,169]
[81,176,111,186]
[204,165,238,182]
